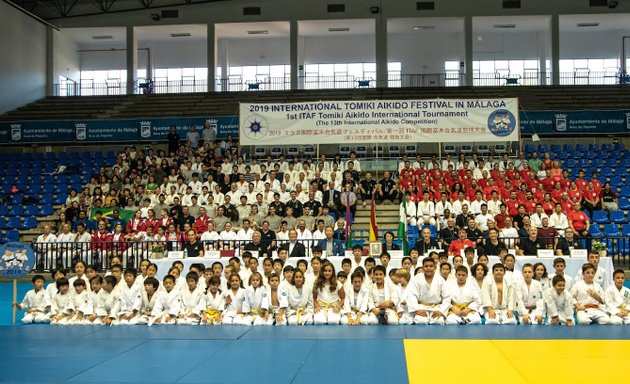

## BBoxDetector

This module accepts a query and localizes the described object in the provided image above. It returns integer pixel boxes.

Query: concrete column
[46,26,54,96]
[207,22,216,92]
[290,19,299,90]
[126,26,137,95]
[550,14,560,85]
[375,15,388,88]
[464,16,473,86]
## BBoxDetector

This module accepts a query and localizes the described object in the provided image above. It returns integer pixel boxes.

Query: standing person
[167,125,180,155]
[186,125,200,149]
[202,121,217,145]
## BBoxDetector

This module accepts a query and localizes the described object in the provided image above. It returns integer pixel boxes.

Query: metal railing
[30,235,630,271]
[216,77,291,92]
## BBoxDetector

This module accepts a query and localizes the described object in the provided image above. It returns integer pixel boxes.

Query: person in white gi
[367,266,399,325]
[202,276,226,325]
[482,263,518,325]
[445,266,481,325]
[14,275,50,324]
[313,261,345,325]
[286,270,314,325]
[575,251,611,290]
[95,275,121,326]
[407,257,451,325]
[515,264,544,325]
[417,192,436,227]
[544,275,575,326]
[136,277,159,325]
[177,272,205,325]
[151,275,181,325]
[117,269,143,325]
[50,279,72,324]
[341,272,370,325]
[570,263,611,325]
[222,273,246,325]
[605,269,630,325]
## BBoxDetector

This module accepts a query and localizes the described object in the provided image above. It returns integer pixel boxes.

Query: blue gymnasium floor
[2,283,630,384]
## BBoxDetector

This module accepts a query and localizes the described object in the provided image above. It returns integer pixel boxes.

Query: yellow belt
[619,305,626,310]
[295,306,305,324]
[418,301,437,308]
[251,307,261,316]
[317,299,339,311]
[447,302,469,316]
[205,308,220,323]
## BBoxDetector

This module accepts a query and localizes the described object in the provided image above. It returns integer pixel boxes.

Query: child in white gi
[46,268,67,299]
[286,270,313,325]
[136,277,159,325]
[446,266,481,325]
[482,263,517,325]
[151,275,180,325]
[222,273,246,325]
[117,268,143,325]
[367,266,399,325]
[516,264,544,325]
[68,261,91,294]
[50,278,72,324]
[96,275,121,326]
[605,269,630,325]
[313,261,345,325]
[407,257,451,325]
[239,272,268,326]
[551,257,573,292]
[14,275,50,324]
[202,276,225,325]
[85,275,105,325]
[396,268,414,325]
[571,263,610,325]
[341,272,370,325]
[544,275,574,326]
[265,274,287,325]
[177,272,205,325]
[65,279,90,324]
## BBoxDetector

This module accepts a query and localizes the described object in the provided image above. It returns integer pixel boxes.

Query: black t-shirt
[380,178,396,194]
[360,179,377,195]
[183,241,203,257]
[520,237,546,256]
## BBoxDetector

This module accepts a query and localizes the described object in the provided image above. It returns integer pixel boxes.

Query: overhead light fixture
[92,35,113,40]
[247,30,269,35]
[170,33,191,37]
[328,27,350,32]
[577,22,600,27]
[413,25,435,30]
[494,24,516,29]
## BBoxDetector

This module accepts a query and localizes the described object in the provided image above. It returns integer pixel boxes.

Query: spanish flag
[369,192,378,242]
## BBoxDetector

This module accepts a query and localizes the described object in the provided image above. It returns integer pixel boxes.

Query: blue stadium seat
[42,184,55,194]
[550,144,561,153]
[610,210,626,224]
[592,210,609,224]
[57,175,68,185]
[622,224,630,236]
[460,144,472,154]
[592,158,604,168]
[388,145,401,157]
[563,144,574,152]
[303,146,315,158]
[286,147,299,158]
[40,195,53,205]
[604,224,620,236]
[24,205,38,216]
[339,146,351,158]
[5,230,19,242]
[606,158,619,167]
[5,217,21,230]
[589,225,602,236]
[578,159,590,168]
[40,204,53,217]
[8,205,23,216]
[0,218,5,230]
[619,197,630,210]
[0,206,7,216]
[563,158,576,169]
[611,176,624,188]
[253,147,266,159]
[576,144,587,152]
[407,226,419,238]
[622,158,630,168]
[524,144,535,154]
[588,143,599,151]
[20,216,37,230]
[356,146,368,158]
[54,194,68,205]
[10,195,23,205]
[600,167,614,177]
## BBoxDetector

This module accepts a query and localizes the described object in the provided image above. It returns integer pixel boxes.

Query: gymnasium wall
[0,1,46,114]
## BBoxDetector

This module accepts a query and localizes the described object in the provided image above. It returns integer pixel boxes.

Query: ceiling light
[413,25,435,30]
[493,24,516,29]
[92,35,113,40]
[247,30,269,35]
[577,22,600,27]
[328,27,350,32]
[170,33,191,37]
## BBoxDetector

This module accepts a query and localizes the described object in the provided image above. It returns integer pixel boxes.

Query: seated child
[544,275,574,326]
[14,275,50,324]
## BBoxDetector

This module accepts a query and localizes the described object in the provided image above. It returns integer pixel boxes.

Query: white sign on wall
[239,98,519,145]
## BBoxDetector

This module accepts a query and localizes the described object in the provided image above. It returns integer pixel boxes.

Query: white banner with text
[239,98,519,145]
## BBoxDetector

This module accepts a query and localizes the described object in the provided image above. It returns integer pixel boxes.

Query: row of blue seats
[525,143,626,153]
[0,160,111,170]
[0,204,54,217]
[0,217,38,231]
[1,183,82,194]
[564,158,630,168]
[0,151,116,161]
[1,175,85,184]
[2,194,68,206]
[592,210,630,224]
